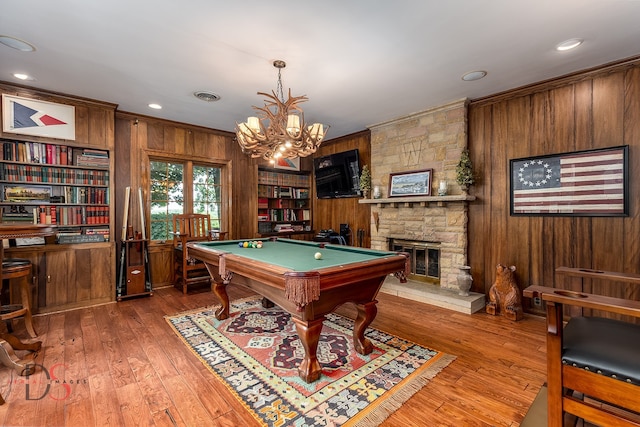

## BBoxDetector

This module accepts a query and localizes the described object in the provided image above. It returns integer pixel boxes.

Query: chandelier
[235,60,329,164]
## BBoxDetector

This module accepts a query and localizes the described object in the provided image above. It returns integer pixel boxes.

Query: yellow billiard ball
[314,252,322,260]
[243,242,249,248]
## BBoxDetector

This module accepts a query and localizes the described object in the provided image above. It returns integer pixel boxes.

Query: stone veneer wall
[368,99,470,290]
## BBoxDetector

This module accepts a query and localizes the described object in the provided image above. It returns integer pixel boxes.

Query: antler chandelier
[235,60,329,164]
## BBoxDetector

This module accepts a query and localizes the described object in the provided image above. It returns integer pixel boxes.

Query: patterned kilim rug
[166,297,455,426]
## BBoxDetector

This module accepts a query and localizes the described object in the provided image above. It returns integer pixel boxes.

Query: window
[150,160,223,241]
[193,165,222,229]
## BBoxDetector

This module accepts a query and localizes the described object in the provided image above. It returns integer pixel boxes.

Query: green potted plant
[456,149,475,192]
[359,164,371,198]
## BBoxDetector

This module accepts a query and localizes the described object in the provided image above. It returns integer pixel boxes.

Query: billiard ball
[243,242,249,248]
[256,243,262,249]
[238,242,243,247]
[314,252,322,260]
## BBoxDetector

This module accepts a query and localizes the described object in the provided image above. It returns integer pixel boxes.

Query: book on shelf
[279,186,292,197]
[57,234,106,244]
[1,206,37,223]
[274,223,294,232]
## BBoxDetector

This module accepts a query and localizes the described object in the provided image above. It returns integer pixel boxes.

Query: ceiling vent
[194,91,221,102]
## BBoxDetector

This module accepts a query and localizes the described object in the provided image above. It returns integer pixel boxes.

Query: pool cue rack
[116,187,152,300]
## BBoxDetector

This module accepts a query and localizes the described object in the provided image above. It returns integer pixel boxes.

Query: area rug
[166,297,455,427]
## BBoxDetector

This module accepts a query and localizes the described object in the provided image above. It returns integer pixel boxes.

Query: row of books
[56,227,110,243]
[1,140,109,167]
[257,185,310,199]
[1,205,109,225]
[60,187,109,204]
[258,209,310,222]
[258,170,310,187]
[259,198,308,209]
[1,187,109,205]
[0,164,109,184]
[41,206,109,225]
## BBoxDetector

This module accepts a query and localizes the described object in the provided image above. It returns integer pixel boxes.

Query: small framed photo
[3,185,52,202]
[388,169,433,197]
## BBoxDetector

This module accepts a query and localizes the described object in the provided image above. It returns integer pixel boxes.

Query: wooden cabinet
[257,168,313,238]
[5,243,114,313]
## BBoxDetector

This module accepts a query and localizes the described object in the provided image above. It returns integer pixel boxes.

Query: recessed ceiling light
[148,103,162,110]
[194,91,221,102]
[461,70,487,82]
[13,73,35,81]
[556,38,583,51]
[0,35,36,52]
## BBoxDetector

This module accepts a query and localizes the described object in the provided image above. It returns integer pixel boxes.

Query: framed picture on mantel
[388,169,432,197]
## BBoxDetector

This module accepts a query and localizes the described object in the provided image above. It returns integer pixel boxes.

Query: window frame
[147,154,229,243]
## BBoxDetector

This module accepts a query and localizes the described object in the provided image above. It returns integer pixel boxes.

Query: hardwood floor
[0,286,547,426]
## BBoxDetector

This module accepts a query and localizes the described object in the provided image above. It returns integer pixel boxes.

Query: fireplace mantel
[358,194,475,208]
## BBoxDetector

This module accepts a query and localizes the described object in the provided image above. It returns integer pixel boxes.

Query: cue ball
[314,252,322,260]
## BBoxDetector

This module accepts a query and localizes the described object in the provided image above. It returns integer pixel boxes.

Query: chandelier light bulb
[247,117,261,132]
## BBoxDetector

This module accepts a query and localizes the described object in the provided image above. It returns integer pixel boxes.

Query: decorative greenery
[359,164,371,193]
[455,149,475,188]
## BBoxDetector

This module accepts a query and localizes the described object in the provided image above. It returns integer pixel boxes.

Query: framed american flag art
[510,146,628,217]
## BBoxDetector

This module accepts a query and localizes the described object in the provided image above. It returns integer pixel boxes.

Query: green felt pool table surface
[192,238,397,271]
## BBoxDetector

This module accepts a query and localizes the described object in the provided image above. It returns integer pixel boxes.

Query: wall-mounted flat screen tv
[313,149,361,198]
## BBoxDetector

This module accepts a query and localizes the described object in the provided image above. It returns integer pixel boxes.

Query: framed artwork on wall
[273,157,301,171]
[2,94,76,140]
[510,145,628,217]
[388,169,433,197]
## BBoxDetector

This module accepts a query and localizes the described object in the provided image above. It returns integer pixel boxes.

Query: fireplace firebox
[390,239,440,284]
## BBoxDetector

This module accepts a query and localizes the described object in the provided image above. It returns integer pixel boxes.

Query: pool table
[188,237,409,383]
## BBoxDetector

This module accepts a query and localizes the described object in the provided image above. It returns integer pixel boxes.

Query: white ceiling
[2,0,640,140]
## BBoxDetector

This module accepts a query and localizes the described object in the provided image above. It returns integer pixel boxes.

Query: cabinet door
[45,249,73,307]
[43,245,113,310]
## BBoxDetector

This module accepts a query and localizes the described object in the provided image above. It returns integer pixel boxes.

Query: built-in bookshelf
[0,138,111,242]
[257,168,312,236]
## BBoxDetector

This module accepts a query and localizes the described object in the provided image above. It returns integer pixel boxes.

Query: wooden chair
[524,267,640,427]
[172,214,214,294]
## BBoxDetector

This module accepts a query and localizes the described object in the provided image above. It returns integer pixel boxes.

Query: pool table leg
[353,301,377,355]
[212,281,230,320]
[291,316,324,383]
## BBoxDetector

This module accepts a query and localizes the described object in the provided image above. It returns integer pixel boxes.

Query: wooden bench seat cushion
[563,316,640,385]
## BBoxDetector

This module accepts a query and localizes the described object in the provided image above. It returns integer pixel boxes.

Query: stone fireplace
[360,99,485,313]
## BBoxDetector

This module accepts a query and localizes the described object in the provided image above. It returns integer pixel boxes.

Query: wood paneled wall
[467,57,640,308]
[311,131,371,247]
[115,112,244,286]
